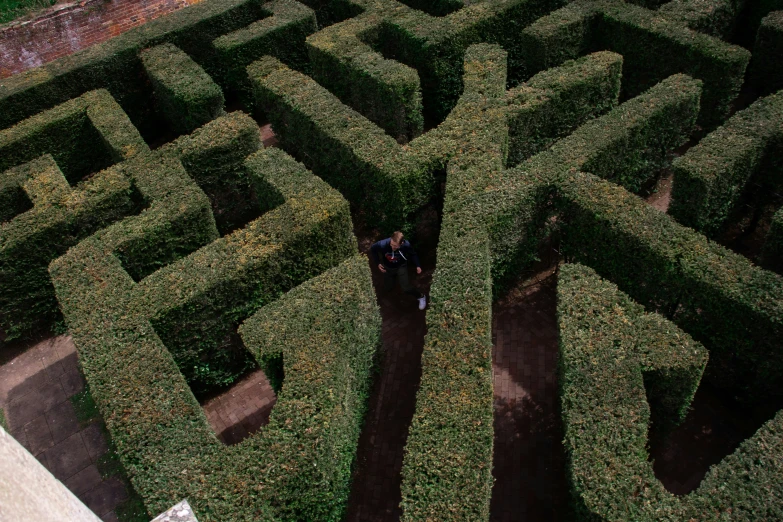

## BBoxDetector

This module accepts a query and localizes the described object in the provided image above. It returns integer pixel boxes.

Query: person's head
[390,231,404,250]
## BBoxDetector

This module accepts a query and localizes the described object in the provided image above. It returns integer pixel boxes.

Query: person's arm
[370,239,387,272]
[370,241,381,266]
[404,241,422,273]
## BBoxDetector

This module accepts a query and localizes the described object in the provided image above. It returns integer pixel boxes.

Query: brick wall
[0,0,204,78]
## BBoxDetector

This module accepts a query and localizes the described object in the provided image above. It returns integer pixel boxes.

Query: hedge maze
[1,0,782,520]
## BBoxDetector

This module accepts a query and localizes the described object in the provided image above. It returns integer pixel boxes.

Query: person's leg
[383,268,397,293]
[397,265,423,298]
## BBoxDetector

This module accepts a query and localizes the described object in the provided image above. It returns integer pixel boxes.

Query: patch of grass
[114,492,149,522]
[0,407,8,431]
[71,386,151,521]
[0,0,56,24]
[69,385,100,427]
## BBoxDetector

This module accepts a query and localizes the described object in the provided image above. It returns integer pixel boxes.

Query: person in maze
[370,231,427,310]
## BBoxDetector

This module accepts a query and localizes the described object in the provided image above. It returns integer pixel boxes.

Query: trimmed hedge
[140,43,225,134]
[658,0,745,38]
[93,152,219,283]
[487,72,783,401]
[762,207,783,273]
[514,73,701,193]
[669,90,783,235]
[0,0,315,135]
[238,254,380,521]
[750,11,783,95]
[250,47,628,232]
[159,110,261,235]
[0,89,147,183]
[306,11,424,142]
[400,44,508,522]
[557,171,783,401]
[213,0,317,108]
[50,147,368,520]
[132,146,356,395]
[558,262,783,521]
[249,55,430,232]
[507,50,622,165]
[596,0,749,128]
[518,0,750,128]
[370,0,565,122]
[0,89,148,340]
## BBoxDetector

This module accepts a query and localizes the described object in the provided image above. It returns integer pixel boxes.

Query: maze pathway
[201,368,277,445]
[345,233,434,521]
[490,270,567,522]
[0,336,128,521]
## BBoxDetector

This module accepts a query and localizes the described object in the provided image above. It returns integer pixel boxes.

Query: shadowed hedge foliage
[135,145,355,394]
[0,0,316,136]
[140,43,225,134]
[159,110,262,235]
[517,73,701,193]
[519,0,749,128]
[249,54,431,232]
[250,48,625,232]
[307,12,424,142]
[669,90,783,236]
[507,50,621,165]
[213,0,317,108]
[558,262,783,521]
[763,207,783,273]
[238,254,381,521]
[399,44,509,521]
[0,89,148,341]
[658,0,745,38]
[50,146,372,520]
[750,10,783,95]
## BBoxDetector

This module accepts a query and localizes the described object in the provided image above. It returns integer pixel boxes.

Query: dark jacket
[370,238,421,269]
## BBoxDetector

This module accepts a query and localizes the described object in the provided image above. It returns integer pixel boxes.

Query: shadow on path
[490,270,569,522]
[345,221,436,522]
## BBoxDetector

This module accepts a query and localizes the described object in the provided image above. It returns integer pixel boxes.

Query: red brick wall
[0,0,204,78]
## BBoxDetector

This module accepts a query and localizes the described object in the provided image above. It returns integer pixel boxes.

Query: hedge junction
[0,0,782,520]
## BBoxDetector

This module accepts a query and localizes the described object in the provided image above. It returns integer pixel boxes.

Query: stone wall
[0,0,203,78]
[0,425,102,521]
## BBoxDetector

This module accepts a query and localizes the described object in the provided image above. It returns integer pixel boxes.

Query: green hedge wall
[238,254,380,521]
[0,0,318,137]
[517,1,597,76]
[0,89,146,183]
[507,50,622,166]
[159,110,261,235]
[762,207,783,273]
[750,11,783,95]
[249,55,429,232]
[558,262,783,521]
[658,0,745,38]
[596,0,749,128]
[133,146,356,395]
[92,152,219,283]
[250,45,630,233]
[558,262,708,519]
[140,43,225,134]
[0,89,148,340]
[371,0,564,123]
[557,171,783,401]
[487,70,783,401]
[669,90,783,235]
[50,147,370,520]
[518,0,750,129]
[0,0,266,132]
[400,43,508,522]
[306,12,424,142]
[516,73,701,193]
[213,0,317,109]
